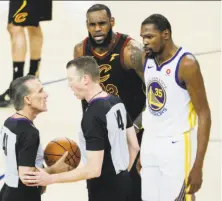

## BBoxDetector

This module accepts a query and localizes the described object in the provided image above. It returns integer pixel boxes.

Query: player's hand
[52,151,73,173]
[136,157,142,175]
[186,165,203,194]
[23,167,53,186]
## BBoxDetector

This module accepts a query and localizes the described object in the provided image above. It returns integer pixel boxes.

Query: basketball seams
[44,138,81,168]
[51,140,77,167]
[51,141,67,151]
[66,154,76,168]
[65,138,81,158]
[51,141,74,159]
[65,137,77,156]
[65,138,81,168]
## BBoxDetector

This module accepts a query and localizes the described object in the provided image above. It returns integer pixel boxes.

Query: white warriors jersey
[143,47,197,137]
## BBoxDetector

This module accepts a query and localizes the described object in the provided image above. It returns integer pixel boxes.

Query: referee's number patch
[116,110,124,130]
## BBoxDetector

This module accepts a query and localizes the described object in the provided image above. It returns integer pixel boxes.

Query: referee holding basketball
[0,75,71,201]
[24,56,140,201]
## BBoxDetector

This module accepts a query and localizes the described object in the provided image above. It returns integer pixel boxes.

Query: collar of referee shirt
[88,90,103,103]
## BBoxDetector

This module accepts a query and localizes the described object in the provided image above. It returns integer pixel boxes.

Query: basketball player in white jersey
[138,14,211,201]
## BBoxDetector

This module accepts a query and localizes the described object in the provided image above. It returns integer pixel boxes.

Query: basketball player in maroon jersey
[73,4,146,201]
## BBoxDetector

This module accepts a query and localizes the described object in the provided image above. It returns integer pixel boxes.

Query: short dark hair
[87,4,112,18]
[66,56,100,82]
[9,75,36,111]
[142,14,172,34]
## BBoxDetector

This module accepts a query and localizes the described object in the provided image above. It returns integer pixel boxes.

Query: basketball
[44,137,81,168]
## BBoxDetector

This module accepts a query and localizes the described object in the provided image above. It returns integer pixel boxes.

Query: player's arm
[179,55,211,193]
[180,55,211,169]
[73,41,84,58]
[73,41,88,113]
[123,39,144,81]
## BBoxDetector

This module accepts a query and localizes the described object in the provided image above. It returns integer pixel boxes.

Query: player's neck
[93,32,117,54]
[14,108,37,121]
[85,84,106,103]
[156,42,178,65]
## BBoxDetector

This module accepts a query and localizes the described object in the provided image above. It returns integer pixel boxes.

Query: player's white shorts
[140,127,197,201]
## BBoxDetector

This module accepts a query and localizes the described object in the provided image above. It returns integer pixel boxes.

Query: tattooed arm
[123,39,145,81]
[123,39,146,132]
[73,41,88,112]
[73,41,84,58]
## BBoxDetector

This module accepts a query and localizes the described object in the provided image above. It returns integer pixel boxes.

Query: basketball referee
[24,56,140,201]
[0,75,71,201]
[0,0,53,107]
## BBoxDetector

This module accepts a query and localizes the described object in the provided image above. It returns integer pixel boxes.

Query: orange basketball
[44,137,81,168]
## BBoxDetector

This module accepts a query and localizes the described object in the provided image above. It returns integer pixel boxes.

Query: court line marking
[42,49,221,86]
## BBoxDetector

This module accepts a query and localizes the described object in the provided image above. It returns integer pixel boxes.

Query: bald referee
[24,56,140,201]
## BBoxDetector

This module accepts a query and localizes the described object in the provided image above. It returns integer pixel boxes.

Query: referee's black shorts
[8,0,52,27]
[87,170,132,201]
[0,183,41,201]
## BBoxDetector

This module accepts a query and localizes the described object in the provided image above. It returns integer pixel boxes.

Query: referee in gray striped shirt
[24,56,140,201]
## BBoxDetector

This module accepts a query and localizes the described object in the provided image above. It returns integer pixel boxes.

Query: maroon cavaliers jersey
[82,33,146,122]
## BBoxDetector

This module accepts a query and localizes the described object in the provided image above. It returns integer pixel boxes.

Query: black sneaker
[0,89,11,107]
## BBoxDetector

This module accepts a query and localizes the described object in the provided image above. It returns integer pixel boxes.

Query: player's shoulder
[118,32,130,40]
[123,34,142,48]
[74,40,84,49]
[178,47,198,71]
[74,40,85,58]
[123,36,143,57]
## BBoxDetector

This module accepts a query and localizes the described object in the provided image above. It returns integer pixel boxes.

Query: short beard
[88,28,113,48]
[146,45,164,59]
[146,50,158,59]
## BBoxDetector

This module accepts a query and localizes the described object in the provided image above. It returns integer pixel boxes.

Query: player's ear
[110,17,115,27]
[163,29,170,40]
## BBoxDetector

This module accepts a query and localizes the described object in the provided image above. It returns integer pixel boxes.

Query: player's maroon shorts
[8,0,52,27]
